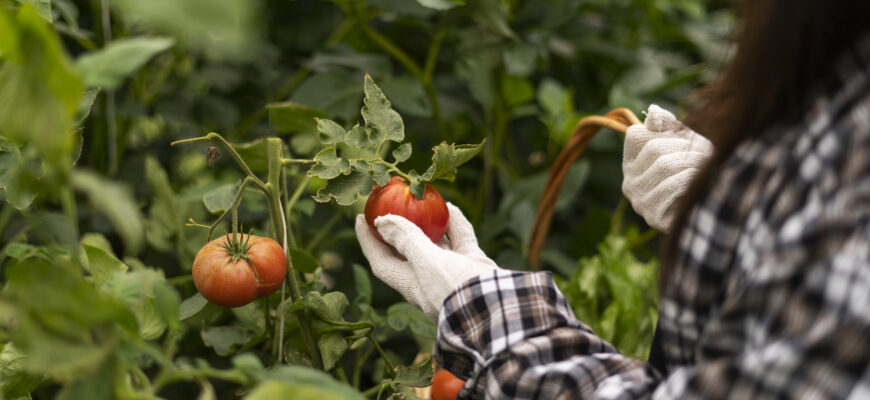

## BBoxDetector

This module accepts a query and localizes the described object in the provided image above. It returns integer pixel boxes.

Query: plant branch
[171,133,267,190]
[367,333,396,377]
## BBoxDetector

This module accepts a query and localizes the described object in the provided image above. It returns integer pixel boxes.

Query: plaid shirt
[434,37,870,399]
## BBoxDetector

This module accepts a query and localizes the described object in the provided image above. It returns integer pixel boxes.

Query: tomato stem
[265,138,323,369]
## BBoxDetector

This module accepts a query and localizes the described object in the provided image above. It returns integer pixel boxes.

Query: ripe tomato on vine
[192,233,287,308]
[364,176,449,243]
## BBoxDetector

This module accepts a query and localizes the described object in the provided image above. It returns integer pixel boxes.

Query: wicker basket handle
[527,108,641,270]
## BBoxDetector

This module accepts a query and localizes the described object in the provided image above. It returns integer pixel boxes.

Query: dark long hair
[663,0,870,281]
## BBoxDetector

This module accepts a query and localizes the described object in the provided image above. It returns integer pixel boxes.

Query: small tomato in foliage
[431,369,465,400]
[192,233,286,308]
[364,176,449,243]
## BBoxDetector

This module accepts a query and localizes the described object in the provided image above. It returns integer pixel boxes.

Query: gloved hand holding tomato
[357,177,498,322]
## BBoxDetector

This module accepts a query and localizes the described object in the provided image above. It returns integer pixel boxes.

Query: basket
[527,108,641,270]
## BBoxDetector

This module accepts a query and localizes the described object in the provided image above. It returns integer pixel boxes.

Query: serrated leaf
[361,74,404,143]
[289,248,319,274]
[315,118,347,145]
[289,291,349,323]
[202,183,237,213]
[392,143,412,163]
[422,140,485,182]
[308,148,350,180]
[344,124,379,158]
[393,355,434,387]
[77,37,175,89]
[267,102,328,133]
[313,161,378,206]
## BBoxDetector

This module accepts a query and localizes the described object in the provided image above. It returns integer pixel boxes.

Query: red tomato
[364,176,449,243]
[431,369,465,400]
[192,233,287,308]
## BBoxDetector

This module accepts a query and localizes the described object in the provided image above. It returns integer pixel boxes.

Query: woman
[356,1,870,398]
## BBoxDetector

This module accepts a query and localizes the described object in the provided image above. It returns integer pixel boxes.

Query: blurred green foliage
[0,0,731,398]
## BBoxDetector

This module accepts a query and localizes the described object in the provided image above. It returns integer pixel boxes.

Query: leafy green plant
[0,0,729,398]
[556,228,659,360]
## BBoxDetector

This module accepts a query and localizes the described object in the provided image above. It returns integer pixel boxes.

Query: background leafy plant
[0,0,731,398]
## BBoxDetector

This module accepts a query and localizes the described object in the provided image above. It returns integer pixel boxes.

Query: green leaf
[421,140,485,182]
[308,148,350,180]
[0,5,82,173]
[393,355,434,387]
[244,380,345,400]
[501,75,535,107]
[201,326,251,356]
[2,258,136,380]
[468,0,515,38]
[244,365,365,400]
[102,269,173,340]
[153,281,182,332]
[378,76,430,117]
[291,69,362,122]
[289,291,349,323]
[110,0,258,61]
[0,343,43,399]
[361,74,404,143]
[71,169,145,255]
[352,264,372,308]
[313,160,379,206]
[56,358,114,400]
[19,0,52,22]
[315,118,348,145]
[386,302,435,338]
[317,333,348,371]
[289,248,320,274]
[0,147,39,210]
[267,102,328,133]
[503,42,537,77]
[392,143,412,163]
[82,243,129,287]
[203,183,237,213]
[76,89,100,126]
[179,293,209,320]
[416,0,464,10]
[76,37,175,89]
[144,156,188,262]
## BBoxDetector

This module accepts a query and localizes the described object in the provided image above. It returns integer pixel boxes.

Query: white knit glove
[622,104,714,233]
[355,203,499,321]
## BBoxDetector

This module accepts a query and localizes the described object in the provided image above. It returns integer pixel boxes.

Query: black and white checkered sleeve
[433,270,660,399]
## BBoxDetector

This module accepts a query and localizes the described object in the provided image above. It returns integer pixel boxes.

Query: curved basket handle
[527,108,641,270]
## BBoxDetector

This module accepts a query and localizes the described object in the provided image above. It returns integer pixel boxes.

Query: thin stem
[353,345,376,389]
[265,139,321,369]
[281,158,316,166]
[362,383,384,398]
[304,213,340,253]
[204,177,256,241]
[423,29,445,84]
[367,333,396,376]
[59,185,81,266]
[333,365,350,384]
[278,281,286,365]
[171,133,266,190]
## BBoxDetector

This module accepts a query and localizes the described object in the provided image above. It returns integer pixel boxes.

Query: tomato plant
[431,369,466,400]
[365,176,449,243]
[0,0,724,398]
[192,233,287,307]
